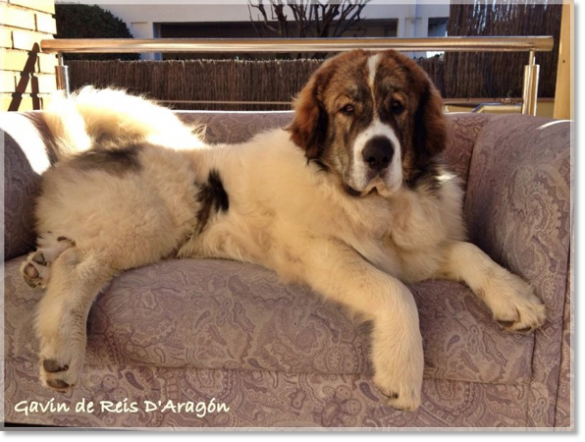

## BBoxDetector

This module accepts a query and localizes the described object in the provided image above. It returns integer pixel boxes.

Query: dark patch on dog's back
[70,145,142,176]
[196,169,229,233]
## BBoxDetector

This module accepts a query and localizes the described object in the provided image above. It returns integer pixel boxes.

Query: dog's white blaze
[351,119,403,194]
[367,54,381,88]
[386,131,403,193]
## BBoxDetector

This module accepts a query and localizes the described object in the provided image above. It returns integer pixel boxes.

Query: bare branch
[307,2,315,36]
[321,3,341,38]
[248,2,267,37]
[313,3,321,36]
[336,1,371,37]
[270,0,289,38]
[249,0,280,34]
[332,2,354,36]
[248,0,371,41]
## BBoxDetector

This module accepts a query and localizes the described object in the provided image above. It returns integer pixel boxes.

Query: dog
[20,49,546,411]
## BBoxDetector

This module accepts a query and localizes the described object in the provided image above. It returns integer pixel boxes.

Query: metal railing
[40,36,554,116]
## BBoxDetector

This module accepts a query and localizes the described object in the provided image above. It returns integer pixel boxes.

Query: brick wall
[1,0,57,111]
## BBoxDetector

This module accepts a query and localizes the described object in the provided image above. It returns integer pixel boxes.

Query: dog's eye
[340,104,355,115]
[391,100,405,115]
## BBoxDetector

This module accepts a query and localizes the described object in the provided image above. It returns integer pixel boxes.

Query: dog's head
[288,49,446,198]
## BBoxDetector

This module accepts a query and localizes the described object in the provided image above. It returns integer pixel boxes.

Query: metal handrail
[41,36,554,116]
[155,97,528,107]
[40,36,553,54]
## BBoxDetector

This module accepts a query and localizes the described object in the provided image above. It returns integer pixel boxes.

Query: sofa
[1,110,573,429]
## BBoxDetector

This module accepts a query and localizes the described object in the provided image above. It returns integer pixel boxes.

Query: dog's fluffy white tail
[43,86,205,160]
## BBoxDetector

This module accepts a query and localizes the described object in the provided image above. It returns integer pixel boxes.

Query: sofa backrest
[1,112,54,261]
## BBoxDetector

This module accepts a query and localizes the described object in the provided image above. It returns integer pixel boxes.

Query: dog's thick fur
[21,50,546,411]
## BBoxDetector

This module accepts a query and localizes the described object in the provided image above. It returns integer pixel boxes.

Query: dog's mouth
[366,176,395,198]
[345,176,396,198]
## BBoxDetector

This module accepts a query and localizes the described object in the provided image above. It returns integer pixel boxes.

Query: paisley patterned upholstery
[1,110,572,428]
[1,112,52,261]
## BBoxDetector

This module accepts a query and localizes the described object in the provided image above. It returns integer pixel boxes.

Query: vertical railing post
[55,52,71,97]
[521,50,540,116]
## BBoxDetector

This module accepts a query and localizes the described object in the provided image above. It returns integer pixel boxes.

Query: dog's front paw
[371,314,424,412]
[486,273,546,334]
[373,372,421,412]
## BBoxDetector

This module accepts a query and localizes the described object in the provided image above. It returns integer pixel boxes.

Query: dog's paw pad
[45,378,71,391]
[57,236,75,245]
[20,259,48,290]
[496,320,516,328]
[43,359,69,373]
[23,263,39,279]
[32,251,46,265]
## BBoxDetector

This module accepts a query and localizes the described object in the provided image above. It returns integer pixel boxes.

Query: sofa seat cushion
[5,256,536,386]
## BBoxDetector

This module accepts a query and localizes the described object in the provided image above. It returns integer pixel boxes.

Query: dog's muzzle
[362,136,394,173]
[347,126,402,198]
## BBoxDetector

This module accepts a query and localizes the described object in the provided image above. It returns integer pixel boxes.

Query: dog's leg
[436,241,546,333]
[280,237,424,412]
[35,246,116,392]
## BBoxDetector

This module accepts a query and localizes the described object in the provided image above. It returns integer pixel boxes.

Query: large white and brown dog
[20,49,546,411]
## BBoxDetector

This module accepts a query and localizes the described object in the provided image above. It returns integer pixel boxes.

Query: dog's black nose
[362,137,394,171]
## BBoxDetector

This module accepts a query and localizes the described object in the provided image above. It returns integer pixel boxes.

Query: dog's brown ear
[288,73,329,160]
[413,79,447,166]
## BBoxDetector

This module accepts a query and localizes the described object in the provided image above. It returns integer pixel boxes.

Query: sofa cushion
[4,256,536,385]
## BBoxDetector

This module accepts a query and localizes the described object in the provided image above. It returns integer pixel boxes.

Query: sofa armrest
[463,115,572,426]
[1,112,53,261]
[464,115,572,319]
